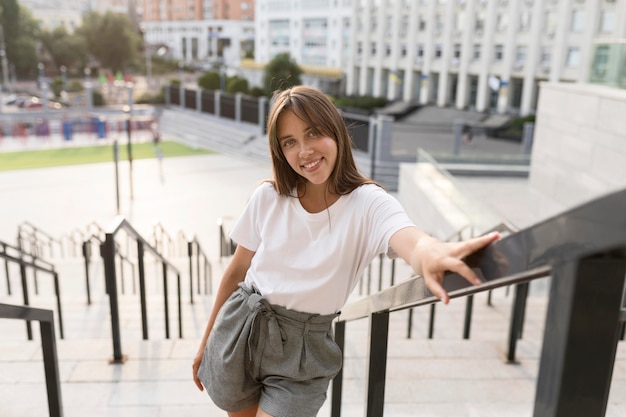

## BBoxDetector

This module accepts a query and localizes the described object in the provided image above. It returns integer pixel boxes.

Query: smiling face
[277,109,338,190]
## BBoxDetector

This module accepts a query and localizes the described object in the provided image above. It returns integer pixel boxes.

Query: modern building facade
[254,0,353,82]
[253,0,625,115]
[141,0,255,67]
[142,19,255,66]
[346,0,626,115]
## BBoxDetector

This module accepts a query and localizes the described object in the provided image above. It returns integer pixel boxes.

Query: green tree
[226,76,249,95]
[0,1,40,79]
[262,53,302,96]
[77,11,140,73]
[39,26,87,74]
[197,71,220,90]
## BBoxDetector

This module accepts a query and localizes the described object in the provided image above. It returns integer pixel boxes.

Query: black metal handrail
[17,221,65,259]
[0,303,63,417]
[186,234,213,304]
[0,239,64,340]
[217,217,237,260]
[101,215,183,363]
[331,187,626,417]
[152,222,176,258]
[413,221,519,341]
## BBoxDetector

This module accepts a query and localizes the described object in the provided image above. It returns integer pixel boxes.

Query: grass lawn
[0,141,212,172]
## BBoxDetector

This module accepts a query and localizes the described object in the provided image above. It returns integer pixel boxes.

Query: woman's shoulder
[349,183,387,199]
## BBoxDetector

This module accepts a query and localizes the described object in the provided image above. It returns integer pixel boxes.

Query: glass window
[571,9,584,32]
[473,44,481,59]
[566,47,580,67]
[496,13,508,32]
[599,10,615,33]
[515,46,527,68]
[494,44,504,61]
[434,44,442,58]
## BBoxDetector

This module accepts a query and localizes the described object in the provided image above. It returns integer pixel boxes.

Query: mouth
[302,158,323,170]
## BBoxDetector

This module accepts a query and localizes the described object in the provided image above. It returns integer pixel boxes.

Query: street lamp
[123,103,134,201]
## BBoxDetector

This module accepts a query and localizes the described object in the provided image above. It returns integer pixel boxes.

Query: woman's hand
[192,349,205,391]
[391,228,500,305]
[415,232,500,304]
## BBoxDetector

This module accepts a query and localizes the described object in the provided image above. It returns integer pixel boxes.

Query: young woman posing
[192,85,499,417]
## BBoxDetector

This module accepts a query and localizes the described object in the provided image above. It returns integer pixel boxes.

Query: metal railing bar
[339,265,552,323]
[0,303,63,417]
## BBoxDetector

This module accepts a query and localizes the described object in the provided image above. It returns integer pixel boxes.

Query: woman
[192,85,499,417]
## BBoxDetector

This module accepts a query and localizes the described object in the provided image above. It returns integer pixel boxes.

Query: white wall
[529,82,626,216]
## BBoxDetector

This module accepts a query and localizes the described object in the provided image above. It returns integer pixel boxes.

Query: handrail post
[330,320,346,417]
[187,241,194,304]
[507,282,529,363]
[103,233,126,363]
[162,262,170,339]
[53,272,64,339]
[82,241,92,305]
[533,254,626,417]
[40,317,63,417]
[365,311,389,417]
[137,240,148,340]
[19,261,33,340]
[177,273,183,338]
[462,294,473,339]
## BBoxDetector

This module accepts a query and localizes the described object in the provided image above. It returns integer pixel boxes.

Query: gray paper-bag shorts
[197,283,342,417]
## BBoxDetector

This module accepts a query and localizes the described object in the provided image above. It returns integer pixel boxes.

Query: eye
[307,129,319,138]
[281,138,295,148]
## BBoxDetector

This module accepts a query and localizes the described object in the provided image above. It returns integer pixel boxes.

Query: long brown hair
[266,85,378,196]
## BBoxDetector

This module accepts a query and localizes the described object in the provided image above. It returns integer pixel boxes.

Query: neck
[298,181,339,213]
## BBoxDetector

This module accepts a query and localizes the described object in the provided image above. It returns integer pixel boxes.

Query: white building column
[617,0,626,38]
[578,0,601,83]
[498,0,520,113]
[437,0,455,107]
[456,0,477,109]
[346,0,359,96]
[549,0,572,83]
[387,0,403,101]
[402,1,419,102]
[475,0,498,112]
[359,2,373,96]
[372,2,386,97]
[520,0,544,116]
[419,0,437,104]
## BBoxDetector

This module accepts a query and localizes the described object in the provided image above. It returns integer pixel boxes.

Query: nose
[298,142,313,157]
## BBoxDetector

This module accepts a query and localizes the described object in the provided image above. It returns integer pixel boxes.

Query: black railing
[187,235,213,304]
[331,187,626,417]
[217,217,237,260]
[17,221,65,259]
[0,303,63,417]
[0,239,64,340]
[102,216,182,363]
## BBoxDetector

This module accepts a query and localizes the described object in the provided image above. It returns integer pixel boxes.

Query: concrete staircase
[5,248,625,417]
[160,108,270,163]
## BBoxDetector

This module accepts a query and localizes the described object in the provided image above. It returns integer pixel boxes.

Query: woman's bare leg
[255,407,274,417]
[228,404,258,417]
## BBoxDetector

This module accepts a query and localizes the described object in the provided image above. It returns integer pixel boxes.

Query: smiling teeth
[304,159,321,169]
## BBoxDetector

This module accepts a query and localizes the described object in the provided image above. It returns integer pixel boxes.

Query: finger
[446,258,482,285]
[454,232,500,258]
[193,374,204,391]
[424,274,450,305]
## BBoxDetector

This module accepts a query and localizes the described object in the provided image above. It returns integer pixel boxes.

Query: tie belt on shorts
[239,284,338,362]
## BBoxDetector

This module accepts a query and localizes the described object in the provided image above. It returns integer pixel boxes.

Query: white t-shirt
[230,182,416,314]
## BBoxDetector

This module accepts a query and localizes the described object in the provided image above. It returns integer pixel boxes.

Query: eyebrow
[278,126,313,142]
